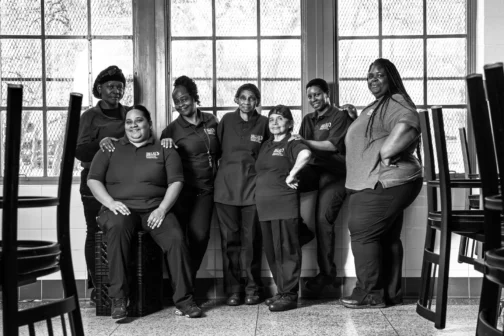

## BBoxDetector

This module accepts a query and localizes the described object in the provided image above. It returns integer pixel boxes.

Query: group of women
[76,57,423,319]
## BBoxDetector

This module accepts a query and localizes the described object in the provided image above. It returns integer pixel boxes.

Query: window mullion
[41,0,48,177]
[256,0,261,102]
[378,0,382,58]
[212,0,217,115]
[87,0,93,108]
[423,0,428,107]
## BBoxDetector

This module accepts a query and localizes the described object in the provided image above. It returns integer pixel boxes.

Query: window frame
[166,0,303,120]
[0,0,134,183]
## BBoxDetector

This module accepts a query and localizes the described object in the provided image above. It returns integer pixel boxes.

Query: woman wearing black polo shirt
[291,78,354,293]
[160,75,220,281]
[256,105,311,312]
[214,83,268,306]
[75,65,130,304]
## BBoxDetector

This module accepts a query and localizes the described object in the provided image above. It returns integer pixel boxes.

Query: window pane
[427,80,465,105]
[91,0,132,35]
[0,0,41,35]
[216,0,256,36]
[338,0,378,37]
[1,39,43,106]
[261,40,301,78]
[427,0,466,35]
[217,40,257,78]
[20,111,44,177]
[403,80,424,106]
[382,39,423,77]
[339,80,371,106]
[338,40,379,78]
[382,0,423,36]
[45,0,88,35]
[217,80,258,107]
[47,111,81,176]
[46,40,89,106]
[427,38,467,77]
[260,0,300,36]
[171,0,212,37]
[261,80,301,106]
[91,40,134,107]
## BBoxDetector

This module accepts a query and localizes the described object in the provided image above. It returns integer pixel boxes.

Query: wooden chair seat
[427,209,485,232]
[485,195,503,212]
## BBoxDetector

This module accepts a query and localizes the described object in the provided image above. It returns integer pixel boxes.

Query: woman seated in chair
[340,58,423,309]
[255,105,312,312]
[87,105,202,320]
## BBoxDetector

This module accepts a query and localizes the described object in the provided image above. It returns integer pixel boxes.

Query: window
[336,0,472,173]
[0,0,133,179]
[169,0,303,132]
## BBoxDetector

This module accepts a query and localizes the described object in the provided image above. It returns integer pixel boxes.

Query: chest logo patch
[146,152,160,159]
[272,148,285,156]
[319,122,331,131]
[367,109,374,116]
[204,128,215,135]
[250,134,263,143]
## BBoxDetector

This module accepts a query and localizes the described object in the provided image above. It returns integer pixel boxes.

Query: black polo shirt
[160,110,220,191]
[214,109,269,206]
[255,134,308,221]
[87,136,184,211]
[299,105,353,175]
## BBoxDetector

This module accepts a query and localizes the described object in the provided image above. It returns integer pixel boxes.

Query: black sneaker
[265,294,282,306]
[342,295,385,309]
[175,302,202,318]
[269,295,298,312]
[305,273,337,292]
[111,297,128,319]
[89,289,97,307]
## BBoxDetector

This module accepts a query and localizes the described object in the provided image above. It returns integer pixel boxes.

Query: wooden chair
[458,127,481,265]
[0,84,84,336]
[416,107,486,329]
[472,63,504,336]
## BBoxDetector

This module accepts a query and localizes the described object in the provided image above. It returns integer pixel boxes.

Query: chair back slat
[459,127,472,178]
[431,106,453,223]
[419,110,437,212]
[483,63,504,207]
[2,84,24,335]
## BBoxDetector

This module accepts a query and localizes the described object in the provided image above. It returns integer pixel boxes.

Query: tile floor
[3,299,503,336]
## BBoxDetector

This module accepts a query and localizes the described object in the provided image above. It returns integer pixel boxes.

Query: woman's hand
[286,174,299,189]
[100,137,119,152]
[147,207,167,229]
[106,201,130,216]
[161,138,178,149]
[289,134,304,142]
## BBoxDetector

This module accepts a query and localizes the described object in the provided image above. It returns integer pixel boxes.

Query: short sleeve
[163,147,185,185]
[384,95,420,133]
[87,150,110,183]
[288,139,309,162]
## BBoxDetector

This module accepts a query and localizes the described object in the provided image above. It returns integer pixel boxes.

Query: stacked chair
[0,84,84,335]
[467,63,504,336]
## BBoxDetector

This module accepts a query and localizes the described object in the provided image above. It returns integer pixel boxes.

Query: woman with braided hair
[340,58,423,309]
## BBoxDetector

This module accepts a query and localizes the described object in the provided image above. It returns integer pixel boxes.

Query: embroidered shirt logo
[204,128,215,135]
[319,122,331,131]
[272,148,285,156]
[250,134,263,143]
[146,152,160,159]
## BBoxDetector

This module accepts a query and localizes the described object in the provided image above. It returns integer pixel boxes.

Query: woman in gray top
[340,58,423,309]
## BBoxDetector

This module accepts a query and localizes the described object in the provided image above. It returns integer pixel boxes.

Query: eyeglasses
[367,72,386,81]
[173,96,191,106]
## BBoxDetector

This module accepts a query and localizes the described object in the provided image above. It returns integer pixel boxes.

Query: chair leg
[476,278,501,335]
[59,246,85,336]
[418,227,437,306]
[434,230,452,329]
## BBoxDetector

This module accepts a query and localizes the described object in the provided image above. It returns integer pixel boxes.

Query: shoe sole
[111,313,127,320]
[343,303,386,309]
[174,309,202,318]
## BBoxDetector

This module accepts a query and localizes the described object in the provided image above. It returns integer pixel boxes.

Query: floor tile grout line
[380,309,400,336]
[254,305,260,336]
[109,323,121,336]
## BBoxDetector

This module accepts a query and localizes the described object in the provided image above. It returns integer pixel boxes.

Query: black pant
[347,179,423,303]
[97,208,195,309]
[260,218,301,298]
[310,167,346,279]
[80,168,102,289]
[174,186,213,280]
[215,203,263,295]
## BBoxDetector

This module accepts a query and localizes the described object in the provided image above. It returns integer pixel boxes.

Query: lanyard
[190,123,213,168]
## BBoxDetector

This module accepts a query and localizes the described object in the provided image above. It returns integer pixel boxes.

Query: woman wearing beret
[75,65,131,304]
